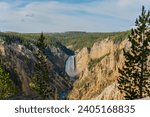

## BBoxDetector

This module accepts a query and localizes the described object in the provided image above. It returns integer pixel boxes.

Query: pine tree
[118,6,150,100]
[29,32,56,99]
[0,63,18,99]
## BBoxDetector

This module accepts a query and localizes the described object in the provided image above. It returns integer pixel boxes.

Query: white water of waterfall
[65,55,76,78]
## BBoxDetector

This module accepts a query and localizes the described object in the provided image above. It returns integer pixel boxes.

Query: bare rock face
[92,82,124,100]
[74,39,128,75]
[90,39,114,59]
[46,42,74,70]
[0,42,5,55]
[75,47,90,74]
[68,38,150,100]
[1,43,36,95]
[0,41,72,99]
[68,39,128,100]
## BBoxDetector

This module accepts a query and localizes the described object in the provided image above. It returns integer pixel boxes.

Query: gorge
[0,33,133,100]
[0,31,149,100]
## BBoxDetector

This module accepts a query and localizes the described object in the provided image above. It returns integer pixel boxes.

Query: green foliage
[36,32,46,51]
[0,31,129,51]
[88,53,110,71]
[0,65,18,99]
[50,31,129,50]
[29,32,57,99]
[112,31,130,44]
[118,6,150,100]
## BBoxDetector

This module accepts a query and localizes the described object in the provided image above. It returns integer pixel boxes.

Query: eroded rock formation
[68,39,129,99]
[0,40,72,99]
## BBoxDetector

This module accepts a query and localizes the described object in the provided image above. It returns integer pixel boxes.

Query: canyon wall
[0,41,72,99]
[68,39,129,100]
[1,36,149,100]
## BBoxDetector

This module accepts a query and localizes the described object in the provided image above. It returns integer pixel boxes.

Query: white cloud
[0,0,150,32]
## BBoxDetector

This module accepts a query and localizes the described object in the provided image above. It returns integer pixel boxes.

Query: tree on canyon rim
[29,32,56,99]
[118,6,150,100]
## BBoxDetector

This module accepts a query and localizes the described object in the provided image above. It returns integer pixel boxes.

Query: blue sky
[0,0,96,4]
[0,0,150,33]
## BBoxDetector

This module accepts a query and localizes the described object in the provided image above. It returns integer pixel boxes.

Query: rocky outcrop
[1,33,149,100]
[92,82,124,100]
[68,38,150,100]
[46,42,74,70]
[0,42,5,55]
[0,40,72,99]
[75,47,90,74]
[75,39,128,74]
[68,39,128,100]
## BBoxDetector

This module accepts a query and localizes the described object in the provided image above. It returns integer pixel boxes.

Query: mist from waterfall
[65,55,76,78]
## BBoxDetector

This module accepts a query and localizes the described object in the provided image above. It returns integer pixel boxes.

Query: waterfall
[65,55,76,77]
[60,56,76,99]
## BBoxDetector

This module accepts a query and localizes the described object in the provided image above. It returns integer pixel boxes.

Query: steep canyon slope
[1,32,149,100]
[0,34,73,99]
[68,38,150,100]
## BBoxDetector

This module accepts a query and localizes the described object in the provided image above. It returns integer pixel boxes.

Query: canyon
[67,39,128,100]
[0,38,73,99]
[0,32,149,100]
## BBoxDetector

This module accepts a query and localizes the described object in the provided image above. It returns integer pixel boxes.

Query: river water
[65,55,77,78]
